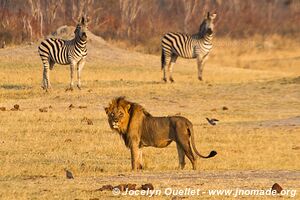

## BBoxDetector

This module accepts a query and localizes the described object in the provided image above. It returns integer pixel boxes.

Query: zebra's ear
[207,12,210,19]
[86,16,90,24]
[210,13,217,20]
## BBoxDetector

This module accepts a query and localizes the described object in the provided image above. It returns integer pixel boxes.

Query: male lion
[104,97,217,171]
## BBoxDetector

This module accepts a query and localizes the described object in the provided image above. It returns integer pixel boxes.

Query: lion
[104,96,217,171]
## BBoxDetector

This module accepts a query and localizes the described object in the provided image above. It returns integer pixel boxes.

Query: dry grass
[0,35,299,199]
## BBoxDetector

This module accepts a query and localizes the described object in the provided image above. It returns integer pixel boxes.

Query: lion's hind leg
[176,143,186,169]
[175,123,197,170]
[182,142,197,170]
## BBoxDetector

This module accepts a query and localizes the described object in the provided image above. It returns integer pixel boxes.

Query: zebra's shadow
[0,84,32,90]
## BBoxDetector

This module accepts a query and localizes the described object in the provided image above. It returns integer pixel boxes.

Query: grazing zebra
[161,12,217,82]
[38,17,88,91]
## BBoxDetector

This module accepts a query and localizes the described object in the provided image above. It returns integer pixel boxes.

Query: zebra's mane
[196,20,208,38]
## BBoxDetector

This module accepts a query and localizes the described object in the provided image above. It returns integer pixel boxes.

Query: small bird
[206,118,219,126]
[68,104,75,109]
[64,169,74,179]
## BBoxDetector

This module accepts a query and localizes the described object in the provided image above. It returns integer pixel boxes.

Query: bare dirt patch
[259,116,300,127]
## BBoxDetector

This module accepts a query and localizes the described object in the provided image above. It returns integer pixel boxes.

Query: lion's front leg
[130,144,140,171]
[138,149,143,169]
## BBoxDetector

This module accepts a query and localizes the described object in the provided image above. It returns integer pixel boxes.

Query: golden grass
[0,36,299,199]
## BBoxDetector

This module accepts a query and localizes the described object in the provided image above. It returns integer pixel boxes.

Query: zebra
[161,12,217,82]
[38,16,88,91]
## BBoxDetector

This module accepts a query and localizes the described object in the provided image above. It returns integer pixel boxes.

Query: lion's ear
[104,107,109,114]
[126,104,131,112]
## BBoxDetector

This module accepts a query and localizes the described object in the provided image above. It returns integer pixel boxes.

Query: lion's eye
[119,113,124,118]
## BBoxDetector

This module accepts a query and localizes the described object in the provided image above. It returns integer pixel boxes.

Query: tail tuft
[208,150,217,158]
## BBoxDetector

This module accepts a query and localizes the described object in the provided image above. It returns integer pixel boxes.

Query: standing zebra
[38,17,88,91]
[161,12,217,82]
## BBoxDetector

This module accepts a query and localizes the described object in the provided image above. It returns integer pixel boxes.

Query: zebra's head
[198,12,217,37]
[74,16,89,41]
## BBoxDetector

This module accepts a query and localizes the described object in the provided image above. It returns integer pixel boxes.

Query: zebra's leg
[162,51,171,82]
[77,59,85,90]
[168,62,175,82]
[197,55,208,81]
[169,55,178,82]
[42,62,51,91]
[49,59,55,70]
[39,53,51,90]
[68,62,76,91]
[163,65,167,82]
[163,59,171,82]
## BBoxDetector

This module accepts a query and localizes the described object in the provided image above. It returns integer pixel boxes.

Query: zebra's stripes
[161,12,217,82]
[38,17,88,91]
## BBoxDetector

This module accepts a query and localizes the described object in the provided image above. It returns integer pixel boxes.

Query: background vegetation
[1,0,300,52]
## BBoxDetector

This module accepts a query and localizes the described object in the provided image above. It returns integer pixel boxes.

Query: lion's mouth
[112,122,119,128]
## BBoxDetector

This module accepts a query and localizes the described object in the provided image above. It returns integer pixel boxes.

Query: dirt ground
[1,170,299,199]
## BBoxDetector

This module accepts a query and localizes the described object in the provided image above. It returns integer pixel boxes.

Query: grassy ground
[0,34,299,199]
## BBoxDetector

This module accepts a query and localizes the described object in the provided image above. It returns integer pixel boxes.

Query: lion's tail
[187,123,217,159]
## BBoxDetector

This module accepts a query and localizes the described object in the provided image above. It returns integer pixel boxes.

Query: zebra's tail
[161,49,166,70]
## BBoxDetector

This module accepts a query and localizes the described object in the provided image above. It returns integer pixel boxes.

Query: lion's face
[105,98,131,133]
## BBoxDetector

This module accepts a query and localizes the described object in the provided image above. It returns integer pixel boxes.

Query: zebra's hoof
[198,77,203,81]
[77,85,81,90]
[65,87,74,92]
[42,86,51,92]
[170,78,175,83]
[162,78,167,83]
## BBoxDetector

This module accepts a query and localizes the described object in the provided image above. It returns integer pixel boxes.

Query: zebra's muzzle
[207,28,213,35]
[81,32,87,40]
